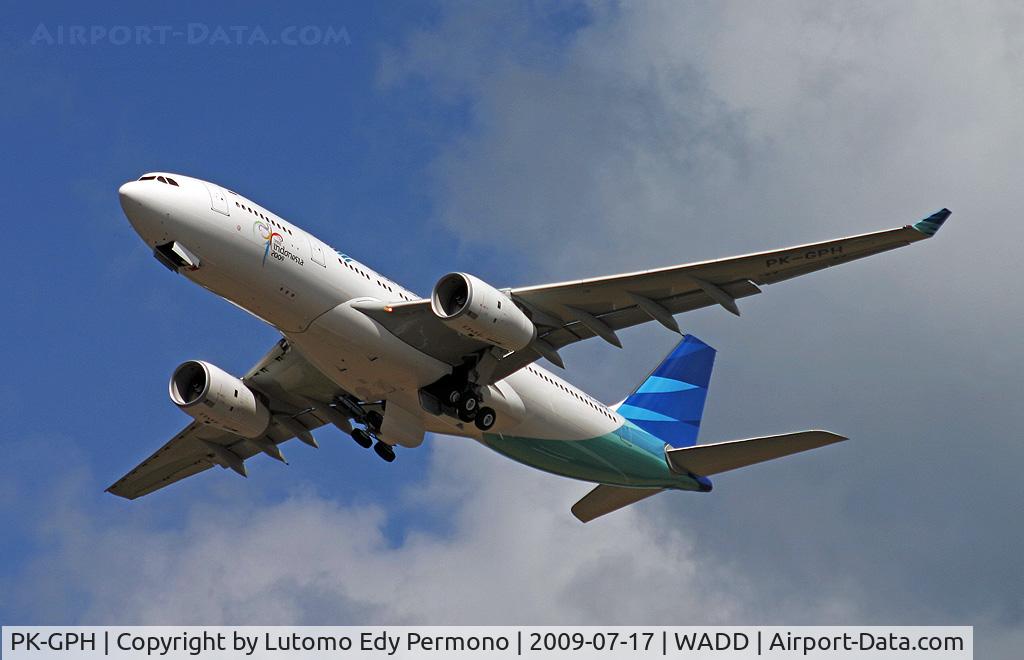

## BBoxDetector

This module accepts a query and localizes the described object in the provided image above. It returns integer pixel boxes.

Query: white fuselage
[119,172,624,449]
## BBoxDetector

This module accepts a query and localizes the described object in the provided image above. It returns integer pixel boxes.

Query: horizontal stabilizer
[666,430,846,477]
[571,484,663,523]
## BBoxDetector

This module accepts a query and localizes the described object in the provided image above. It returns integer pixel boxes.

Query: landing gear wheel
[366,410,384,431]
[474,407,496,431]
[457,394,479,422]
[443,387,462,405]
[351,428,373,449]
[373,441,396,462]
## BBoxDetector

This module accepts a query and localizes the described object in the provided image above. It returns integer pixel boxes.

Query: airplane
[108,171,950,521]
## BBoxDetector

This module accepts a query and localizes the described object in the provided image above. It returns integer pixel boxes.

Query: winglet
[912,208,951,237]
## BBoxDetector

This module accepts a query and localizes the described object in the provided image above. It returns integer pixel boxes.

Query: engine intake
[169,360,270,438]
[430,272,536,351]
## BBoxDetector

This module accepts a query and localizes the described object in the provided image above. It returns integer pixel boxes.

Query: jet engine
[169,360,270,438]
[430,272,536,351]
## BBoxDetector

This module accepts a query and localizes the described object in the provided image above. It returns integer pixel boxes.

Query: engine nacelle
[169,360,270,438]
[430,272,536,351]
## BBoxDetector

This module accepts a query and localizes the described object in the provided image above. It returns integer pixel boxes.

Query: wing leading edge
[360,210,951,379]
[107,339,354,499]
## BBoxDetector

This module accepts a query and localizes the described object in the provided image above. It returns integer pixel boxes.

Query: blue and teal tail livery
[912,208,951,237]
[617,335,715,448]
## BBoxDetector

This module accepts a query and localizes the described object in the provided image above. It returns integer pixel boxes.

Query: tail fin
[616,335,716,448]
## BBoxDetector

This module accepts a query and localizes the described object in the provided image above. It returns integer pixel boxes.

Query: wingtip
[912,208,951,237]
[104,485,133,500]
[807,429,849,441]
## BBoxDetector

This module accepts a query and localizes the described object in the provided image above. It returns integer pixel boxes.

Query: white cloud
[8,436,1020,660]
[16,441,761,625]
[383,1,1024,287]
[373,1,1024,653]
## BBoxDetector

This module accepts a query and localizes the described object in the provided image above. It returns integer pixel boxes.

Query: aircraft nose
[118,181,149,207]
[118,180,145,209]
[119,179,168,245]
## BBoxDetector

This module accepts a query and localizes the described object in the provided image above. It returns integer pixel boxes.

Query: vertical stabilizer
[615,335,716,448]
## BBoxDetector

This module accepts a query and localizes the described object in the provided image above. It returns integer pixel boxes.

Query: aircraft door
[204,182,230,216]
[308,236,326,267]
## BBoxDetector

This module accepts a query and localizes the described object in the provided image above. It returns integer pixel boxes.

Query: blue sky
[2,2,1024,656]
[1,0,471,587]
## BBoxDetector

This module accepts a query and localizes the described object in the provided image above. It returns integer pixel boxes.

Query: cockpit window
[139,175,179,186]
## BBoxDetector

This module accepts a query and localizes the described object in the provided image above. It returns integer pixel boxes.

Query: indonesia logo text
[254,220,305,267]
[255,220,282,266]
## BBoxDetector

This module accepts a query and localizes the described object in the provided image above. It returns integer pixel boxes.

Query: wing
[360,210,950,379]
[107,339,358,499]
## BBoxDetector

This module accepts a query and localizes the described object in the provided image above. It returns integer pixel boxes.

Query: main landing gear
[350,426,396,462]
[433,380,497,431]
[350,427,373,449]
[351,426,397,462]
[456,392,479,422]
[474,406,496,431]
[340,398,397,462]
[373,441,396,462]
